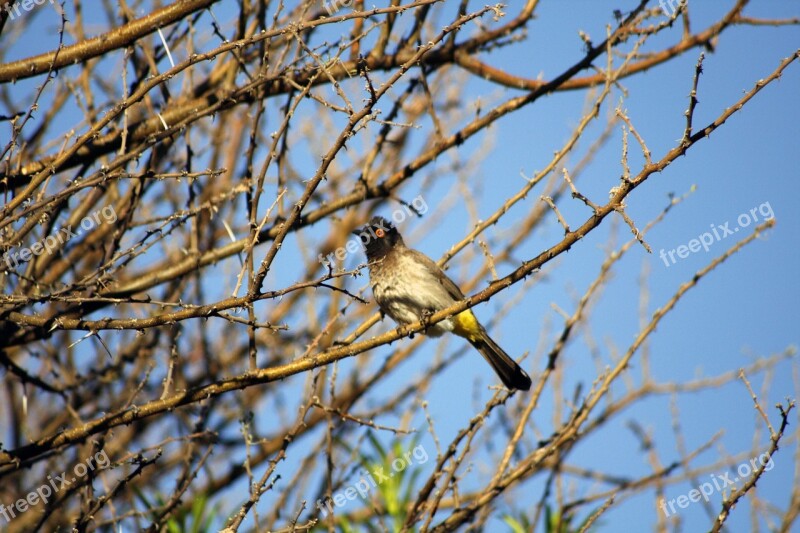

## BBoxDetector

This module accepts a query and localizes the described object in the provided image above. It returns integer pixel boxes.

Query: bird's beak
[351,228,363,237]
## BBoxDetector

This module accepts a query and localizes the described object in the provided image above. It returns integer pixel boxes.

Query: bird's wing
[407,249,466,300]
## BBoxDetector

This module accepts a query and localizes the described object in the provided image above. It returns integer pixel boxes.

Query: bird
[353,216,531,391]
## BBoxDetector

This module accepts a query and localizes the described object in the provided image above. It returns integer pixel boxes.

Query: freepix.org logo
[317,195,428,267]
[659,201,774,268]
[0,449,110,523]
[2,0,56,21]
[659,452,774,517]
[322,0,353,16]
[315,444,429,516]
[2,205,118,271]
[659,0,687,17]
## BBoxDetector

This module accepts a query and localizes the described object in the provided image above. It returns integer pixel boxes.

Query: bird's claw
[420,308,435,333]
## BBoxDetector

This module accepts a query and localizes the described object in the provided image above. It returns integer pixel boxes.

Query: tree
[0,1,798,531]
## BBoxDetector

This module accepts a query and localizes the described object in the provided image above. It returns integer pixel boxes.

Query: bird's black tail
[469,330,531,391]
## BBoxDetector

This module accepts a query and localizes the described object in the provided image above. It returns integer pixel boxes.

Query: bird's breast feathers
[370,251,462,336]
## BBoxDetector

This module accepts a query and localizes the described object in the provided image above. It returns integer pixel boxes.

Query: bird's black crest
[353,216,403,258]
[368,216,394,232]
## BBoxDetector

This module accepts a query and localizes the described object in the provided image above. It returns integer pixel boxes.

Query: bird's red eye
[375,228,385,238]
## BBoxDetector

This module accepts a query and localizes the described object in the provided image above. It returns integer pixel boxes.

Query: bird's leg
[419,308,435,334]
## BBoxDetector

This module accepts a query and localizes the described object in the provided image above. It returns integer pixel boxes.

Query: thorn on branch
[616,110,652,165]
[614,206,652,253]
[563,168,599,213]
[541,196,570,234]
[683,53,705,144]
[356,55,377,104]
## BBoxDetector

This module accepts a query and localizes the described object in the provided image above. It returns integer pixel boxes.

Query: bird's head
[352,216,404,260]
